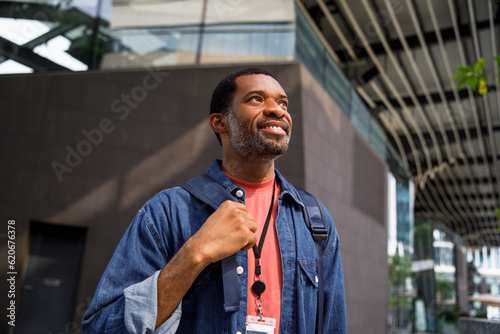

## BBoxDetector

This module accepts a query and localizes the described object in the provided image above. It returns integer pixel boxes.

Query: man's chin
[245,144,288,162]
[261,144,289,159]
[259,133,290,147]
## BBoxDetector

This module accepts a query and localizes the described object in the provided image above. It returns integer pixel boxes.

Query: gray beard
[226,112,290,161]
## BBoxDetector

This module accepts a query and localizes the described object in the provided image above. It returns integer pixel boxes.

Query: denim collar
[205,159,303,206]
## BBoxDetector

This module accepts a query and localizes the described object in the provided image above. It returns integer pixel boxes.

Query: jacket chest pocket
[297,259,319,332]
[298,260,319,289]
[298,259,319,314]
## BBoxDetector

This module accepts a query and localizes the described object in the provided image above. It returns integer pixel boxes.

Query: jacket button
[235,189,244,198]
[315,275,319,284]
[236,266,244,275]
[236,332,242,334]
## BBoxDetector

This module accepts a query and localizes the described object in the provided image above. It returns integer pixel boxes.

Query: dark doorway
[15,222,87,333]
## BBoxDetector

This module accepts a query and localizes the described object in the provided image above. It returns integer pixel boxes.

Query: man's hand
[191,200,258,266]
[156,200,257,329]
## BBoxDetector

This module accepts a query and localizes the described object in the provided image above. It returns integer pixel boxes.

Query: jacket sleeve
[320,203,347,333]
[82,210,180,333]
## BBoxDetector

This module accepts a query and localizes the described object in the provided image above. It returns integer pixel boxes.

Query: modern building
[0,1,498,333]
[467,246,500,319]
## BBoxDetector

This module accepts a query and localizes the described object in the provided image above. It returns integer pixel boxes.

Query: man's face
[226,74,292,161]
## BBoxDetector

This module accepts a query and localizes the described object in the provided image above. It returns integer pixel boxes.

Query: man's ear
[209,113,228,135]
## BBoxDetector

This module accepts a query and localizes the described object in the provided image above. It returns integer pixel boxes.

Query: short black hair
[210,68,276,145]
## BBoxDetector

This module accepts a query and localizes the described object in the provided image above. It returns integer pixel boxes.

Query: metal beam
[0,36,67,71]
[371,85,498,110]
[334,17,500,62]
[418,187,498,205]
[440,176,498,186]
[415,203,497,211]
[422,155,499,167]
[393,124,500,151]
[22,22,81,49]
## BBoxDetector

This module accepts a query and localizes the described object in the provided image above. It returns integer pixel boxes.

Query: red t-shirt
[225,173,282,330]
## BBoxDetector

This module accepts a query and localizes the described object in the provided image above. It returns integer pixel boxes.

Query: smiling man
[82,68,346,334]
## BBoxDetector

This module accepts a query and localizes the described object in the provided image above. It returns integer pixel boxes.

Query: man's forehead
[235,74,286,96]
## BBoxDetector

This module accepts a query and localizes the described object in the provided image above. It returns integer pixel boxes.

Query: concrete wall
[0,63,388,333]
[459,317,500,333]
[299,67,389,334]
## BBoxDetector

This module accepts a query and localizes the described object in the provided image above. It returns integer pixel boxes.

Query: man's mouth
[259,121,289,136]
[263,125,285,130]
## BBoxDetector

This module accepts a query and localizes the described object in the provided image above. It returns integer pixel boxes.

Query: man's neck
[221,157,275,183]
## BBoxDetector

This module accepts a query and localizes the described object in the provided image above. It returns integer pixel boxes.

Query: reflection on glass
[103,23,295,68]
[200,24,294,63]
[0,0,111,74]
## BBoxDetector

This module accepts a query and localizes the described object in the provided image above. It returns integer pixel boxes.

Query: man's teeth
[264,126,283,130]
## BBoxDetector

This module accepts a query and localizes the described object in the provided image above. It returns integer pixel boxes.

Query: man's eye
[249,96,262,102]
[279,101,288,107]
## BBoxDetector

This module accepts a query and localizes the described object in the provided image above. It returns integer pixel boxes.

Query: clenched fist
[191,200,258,265]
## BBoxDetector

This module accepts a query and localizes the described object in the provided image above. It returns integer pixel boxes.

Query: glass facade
[388,172,414,333]
[0,0,295,73]
[467,247,500,320]
[396,181,413,246]
[98,0,296,68]
[104,22,295,68]
[410,221,471,333]
[0,0,111,73]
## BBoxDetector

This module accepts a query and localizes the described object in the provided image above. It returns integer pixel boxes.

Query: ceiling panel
[301,0,500,246]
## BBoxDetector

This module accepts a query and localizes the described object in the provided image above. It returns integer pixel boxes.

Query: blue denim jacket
[82,160,346,333]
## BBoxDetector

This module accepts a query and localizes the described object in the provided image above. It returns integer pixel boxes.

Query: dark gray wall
[0,63,387,333]
[299,67,389,334]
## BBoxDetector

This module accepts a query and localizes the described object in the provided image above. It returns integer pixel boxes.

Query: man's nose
[263,100,287,118]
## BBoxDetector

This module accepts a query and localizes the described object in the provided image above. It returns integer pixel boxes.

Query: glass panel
[370,121,386,159]
[104,22,294,68]
[295,9,323,82]
[105,26,200,67]
[205,0,294,25]
[324,55,351,115]
[200,23,295,64]
[111,0,204,29]
[350,95,371,141]
[0,0,111,74]
[396,182,412,246]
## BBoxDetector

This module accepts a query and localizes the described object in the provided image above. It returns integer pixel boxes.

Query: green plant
[389,254,412,308]
[435,277,454,302]
[472,307,488,319]
[452,55,500,96]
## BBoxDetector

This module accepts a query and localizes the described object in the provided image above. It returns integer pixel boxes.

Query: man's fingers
[220,200,255,223]
[223,201,250,214]
[246,219,257,233]
[240,232,258,252]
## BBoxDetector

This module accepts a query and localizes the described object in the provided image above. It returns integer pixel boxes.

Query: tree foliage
[389,254,412,308]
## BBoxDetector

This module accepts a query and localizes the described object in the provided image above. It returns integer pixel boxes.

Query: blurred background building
[0,0,499,333]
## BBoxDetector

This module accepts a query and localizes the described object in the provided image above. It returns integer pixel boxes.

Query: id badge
[245,315,276,334]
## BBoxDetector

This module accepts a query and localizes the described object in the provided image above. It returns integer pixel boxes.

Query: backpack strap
[293,186,327,334]
[292,186,328,241]
[181,174,240,313]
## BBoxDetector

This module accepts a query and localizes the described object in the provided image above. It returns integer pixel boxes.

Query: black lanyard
[251,179,276,277]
